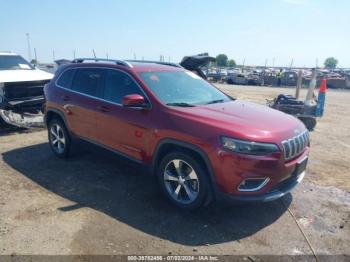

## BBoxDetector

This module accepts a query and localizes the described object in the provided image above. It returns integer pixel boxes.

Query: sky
[1,0,349,67]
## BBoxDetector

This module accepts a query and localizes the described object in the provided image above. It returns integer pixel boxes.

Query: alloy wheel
[163,159,199,204]
[50,124,66,154]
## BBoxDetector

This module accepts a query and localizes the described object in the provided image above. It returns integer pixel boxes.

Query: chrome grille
[282,130,309,160]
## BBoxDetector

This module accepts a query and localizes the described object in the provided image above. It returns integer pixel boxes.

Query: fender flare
[45,108,70,130]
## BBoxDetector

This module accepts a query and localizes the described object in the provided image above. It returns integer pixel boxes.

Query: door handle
[61,95,70,101]
[97,105,110,113]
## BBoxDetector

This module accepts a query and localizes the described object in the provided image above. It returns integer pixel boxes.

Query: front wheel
[48,118,71,158]
[157,152,211,210]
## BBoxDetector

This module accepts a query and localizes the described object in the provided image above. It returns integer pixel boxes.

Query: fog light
[238,178,270,192]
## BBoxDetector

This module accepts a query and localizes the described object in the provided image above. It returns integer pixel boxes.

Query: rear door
[62,68,105,141]
[96,68,153,161]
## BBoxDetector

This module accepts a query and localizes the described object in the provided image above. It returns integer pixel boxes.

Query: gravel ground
[0,84,349,260]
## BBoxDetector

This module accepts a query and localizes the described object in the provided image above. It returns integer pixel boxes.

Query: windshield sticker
[19,64,31,69]
[185,71,201,79]
[150,75,160,82]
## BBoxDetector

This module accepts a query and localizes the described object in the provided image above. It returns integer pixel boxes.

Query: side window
[103,69,143,104]
[71,68,104,97]
[57,69,75,89]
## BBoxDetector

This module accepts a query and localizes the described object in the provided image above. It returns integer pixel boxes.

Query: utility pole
[92,49,96,59]
[272,57,275,68]
[295,69,303,99]
[305,68,317,106]
[26,33,32,61]
[73,50,76,59]
[52,49,55,61]
[34,48,38,64]
[133,53,136,60]
[106,53,109,59]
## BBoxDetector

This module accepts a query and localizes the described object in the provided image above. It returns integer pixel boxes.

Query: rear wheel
[157,152,211,210]
[48,118,71,158]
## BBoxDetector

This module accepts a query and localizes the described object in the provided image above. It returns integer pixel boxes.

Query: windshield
[0,55,34,70]
[140,71,232,106]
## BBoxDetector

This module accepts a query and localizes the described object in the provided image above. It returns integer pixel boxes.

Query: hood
[180,54,215,71]
[0,69,53,83]
[172,100,306,142]
[180,54,215,80]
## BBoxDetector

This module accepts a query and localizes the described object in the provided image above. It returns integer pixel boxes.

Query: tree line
[214,54,339,69]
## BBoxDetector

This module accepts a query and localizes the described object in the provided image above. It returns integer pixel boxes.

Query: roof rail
[72,58,133,68]
[126,60,182,68]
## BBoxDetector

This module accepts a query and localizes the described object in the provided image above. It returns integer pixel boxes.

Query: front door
[96,69,153,161]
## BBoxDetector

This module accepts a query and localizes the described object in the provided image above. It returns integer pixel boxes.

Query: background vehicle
[0,52,53,127]
[226,71,263,86]
[44,58,309,210]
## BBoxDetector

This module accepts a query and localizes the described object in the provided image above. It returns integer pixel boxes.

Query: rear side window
[57,69,75,89]
[103,69,143,104]
[71,68,104,97]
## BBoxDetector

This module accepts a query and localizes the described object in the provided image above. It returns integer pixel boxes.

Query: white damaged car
[0,52,53,127]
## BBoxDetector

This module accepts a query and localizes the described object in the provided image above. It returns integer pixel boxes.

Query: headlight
[221,137,279,155]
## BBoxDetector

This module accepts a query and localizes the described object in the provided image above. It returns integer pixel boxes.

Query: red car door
[96,68,153,161]
[62,68,105,141]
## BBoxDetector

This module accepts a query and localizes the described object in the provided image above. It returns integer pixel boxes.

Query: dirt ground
[0,84,349,259]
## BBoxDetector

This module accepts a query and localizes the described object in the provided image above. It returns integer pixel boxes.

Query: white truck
[0,52,53,127]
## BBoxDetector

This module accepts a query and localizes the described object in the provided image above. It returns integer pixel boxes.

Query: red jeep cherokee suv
[44,58,309,210]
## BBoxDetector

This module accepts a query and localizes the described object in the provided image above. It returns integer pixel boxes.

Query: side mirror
[122,94,147,108]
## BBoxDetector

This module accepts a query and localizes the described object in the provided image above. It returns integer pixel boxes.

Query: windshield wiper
[205,99,225,104]
[166,102,196,107]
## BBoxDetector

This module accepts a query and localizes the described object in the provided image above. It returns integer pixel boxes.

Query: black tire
[157,151,211,210]
[299,117,317,131]
[48,118,71,158]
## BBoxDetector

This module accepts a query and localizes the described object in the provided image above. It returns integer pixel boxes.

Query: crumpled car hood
[0,69,53,83]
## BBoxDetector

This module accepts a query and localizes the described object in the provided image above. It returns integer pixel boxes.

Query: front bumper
[217,170,305,202]
[208,145,309,202]
[0,96,45,112]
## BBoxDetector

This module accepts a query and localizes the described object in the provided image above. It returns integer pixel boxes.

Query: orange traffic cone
[319,78,327,93]
[316,78,327,117]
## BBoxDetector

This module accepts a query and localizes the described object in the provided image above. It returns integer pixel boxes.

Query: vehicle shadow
[0,121,42,136]
[2,142,292,246]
